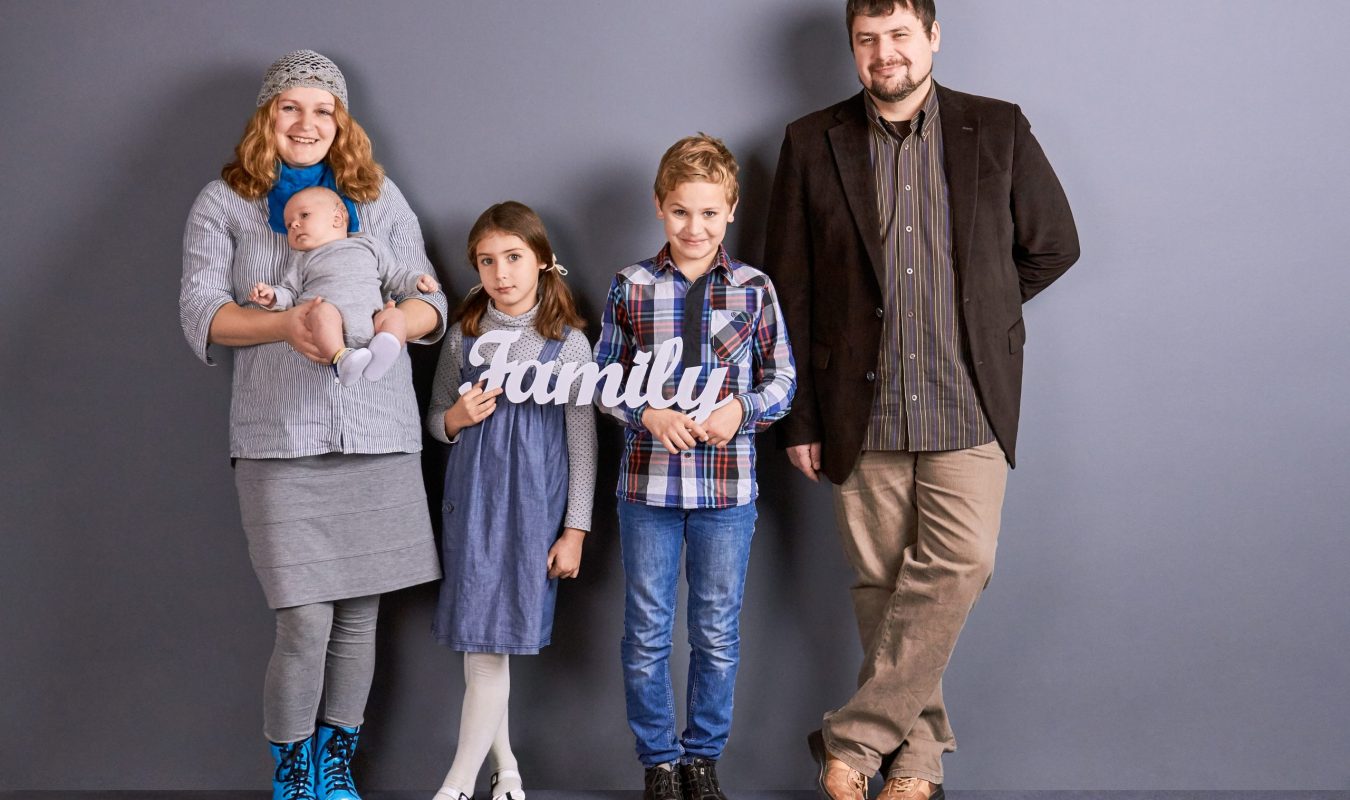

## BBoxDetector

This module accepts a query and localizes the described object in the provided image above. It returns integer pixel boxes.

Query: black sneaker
[680,757,727,800]
[644,763,683,800]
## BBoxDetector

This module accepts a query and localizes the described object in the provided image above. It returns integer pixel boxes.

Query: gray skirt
[234,452,442,609]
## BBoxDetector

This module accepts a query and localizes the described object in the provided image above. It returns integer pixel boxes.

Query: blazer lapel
[937,83,979,282]
[828,93,886,289]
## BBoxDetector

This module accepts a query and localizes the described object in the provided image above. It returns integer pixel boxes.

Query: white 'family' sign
[459,330,735,423]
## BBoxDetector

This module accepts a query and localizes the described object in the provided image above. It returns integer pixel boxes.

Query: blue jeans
[618,500,757,766]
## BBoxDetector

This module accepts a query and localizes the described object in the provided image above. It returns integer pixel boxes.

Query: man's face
[851,4,940,105]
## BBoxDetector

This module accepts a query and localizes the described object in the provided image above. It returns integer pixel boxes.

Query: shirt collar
[863,82,941,141]
[654,243,737,284]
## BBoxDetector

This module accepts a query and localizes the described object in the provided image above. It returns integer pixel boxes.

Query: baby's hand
[416,273,439,293]
[249,282,277,308]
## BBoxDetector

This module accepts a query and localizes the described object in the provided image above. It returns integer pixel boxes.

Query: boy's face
[284,192,347,251]
[654,180,737,272]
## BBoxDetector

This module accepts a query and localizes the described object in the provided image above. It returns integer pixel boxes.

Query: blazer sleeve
[1009,105,1081,303]
[762,126,822,447]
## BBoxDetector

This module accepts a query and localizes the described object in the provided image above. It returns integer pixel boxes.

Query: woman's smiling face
[272,87,337,168]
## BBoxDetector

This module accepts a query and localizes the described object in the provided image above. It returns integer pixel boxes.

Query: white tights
[438,653,519,797]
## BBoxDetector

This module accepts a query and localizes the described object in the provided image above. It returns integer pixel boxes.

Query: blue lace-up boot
[270,737,318,800]
[314,722,362,800]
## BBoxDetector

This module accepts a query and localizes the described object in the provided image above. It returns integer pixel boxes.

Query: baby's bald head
[283,187,349,251]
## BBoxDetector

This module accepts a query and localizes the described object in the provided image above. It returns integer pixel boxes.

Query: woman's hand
[444,382,503,439]
[282,297,332,363]
[547,528,586,579]
[372,300,408,345]
[642,407,708,454]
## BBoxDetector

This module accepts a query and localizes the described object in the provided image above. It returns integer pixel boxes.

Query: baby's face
[284,193,347,251]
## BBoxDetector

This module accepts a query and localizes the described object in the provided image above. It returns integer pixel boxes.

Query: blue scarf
[266,162,360,235]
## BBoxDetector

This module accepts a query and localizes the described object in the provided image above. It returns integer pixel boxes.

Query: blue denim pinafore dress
[433,331,570,654]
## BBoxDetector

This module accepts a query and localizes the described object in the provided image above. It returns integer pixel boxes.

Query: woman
[179,50,445,800]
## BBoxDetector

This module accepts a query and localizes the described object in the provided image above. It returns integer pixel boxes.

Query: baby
[249,186,440,385]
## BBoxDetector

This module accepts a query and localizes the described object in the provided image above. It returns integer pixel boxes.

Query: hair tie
[550,256,569,276]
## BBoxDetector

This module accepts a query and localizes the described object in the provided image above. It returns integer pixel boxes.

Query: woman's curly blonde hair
[221,96,384,201]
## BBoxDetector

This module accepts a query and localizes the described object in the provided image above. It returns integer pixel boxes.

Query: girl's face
[473,231,546,317]
[272,87,337,168]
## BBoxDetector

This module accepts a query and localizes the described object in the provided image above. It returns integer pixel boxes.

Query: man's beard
[864,63,931,104]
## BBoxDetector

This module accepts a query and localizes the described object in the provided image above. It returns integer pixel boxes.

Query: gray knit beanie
[257,50,349,108]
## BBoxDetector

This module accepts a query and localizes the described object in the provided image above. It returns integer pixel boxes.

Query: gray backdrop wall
[3,0,1348,792]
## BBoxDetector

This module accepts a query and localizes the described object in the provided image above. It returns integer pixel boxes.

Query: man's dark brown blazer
[764,83,1080,482]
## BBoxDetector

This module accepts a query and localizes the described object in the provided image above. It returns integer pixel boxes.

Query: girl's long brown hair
[458,202,585,341]
[221,96,384,201]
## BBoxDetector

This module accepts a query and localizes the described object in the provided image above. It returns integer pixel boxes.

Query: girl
[426,202,597,800]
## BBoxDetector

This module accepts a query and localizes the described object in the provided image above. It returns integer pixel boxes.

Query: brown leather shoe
[807,730,867,800]
[876,776,944,800]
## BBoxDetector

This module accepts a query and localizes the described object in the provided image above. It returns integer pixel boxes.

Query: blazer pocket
[1008,318,1026,354]
[811,342,832,370]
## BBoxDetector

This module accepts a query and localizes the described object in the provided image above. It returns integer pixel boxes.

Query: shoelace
[884,777,923,797]
[274,741,313,800]
[649,767,680,798]
[319,728,358,791]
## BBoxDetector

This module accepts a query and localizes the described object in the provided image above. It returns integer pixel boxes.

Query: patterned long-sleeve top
[179,177,447,458]
[593,245,795,509]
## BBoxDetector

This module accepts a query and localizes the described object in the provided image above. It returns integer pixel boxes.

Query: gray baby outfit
[269,233,426,346]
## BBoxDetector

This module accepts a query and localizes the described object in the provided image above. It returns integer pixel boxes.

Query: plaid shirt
[594,245,796,509]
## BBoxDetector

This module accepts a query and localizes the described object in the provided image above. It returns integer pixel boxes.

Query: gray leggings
[264,595,379,743]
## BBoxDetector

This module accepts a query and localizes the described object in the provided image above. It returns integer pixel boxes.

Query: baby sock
[362,331,402,382]
[334,347,372,387]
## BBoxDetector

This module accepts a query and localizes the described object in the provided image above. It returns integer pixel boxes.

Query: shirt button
[875,307,884,318]
[905,184,912,191]
[683,452,692,459]
[911,395,918,401]
[906,268,914,275]
[866,371,876,382]
[906,310,914,318]
[909,353,916,359]
[905,226,913,233]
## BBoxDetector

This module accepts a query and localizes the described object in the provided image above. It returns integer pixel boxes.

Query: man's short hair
[846,0,937,35]
[654,133,740,206]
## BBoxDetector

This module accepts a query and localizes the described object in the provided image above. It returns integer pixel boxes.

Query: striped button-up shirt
[863,89,993,452]
[180,177,447,459]
[594,245,796,509]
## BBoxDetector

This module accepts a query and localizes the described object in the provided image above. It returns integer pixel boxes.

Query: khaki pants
[822,442,1008,783]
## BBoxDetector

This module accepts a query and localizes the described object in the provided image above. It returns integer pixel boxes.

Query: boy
[594,134,796,800]
[249,186,439,385]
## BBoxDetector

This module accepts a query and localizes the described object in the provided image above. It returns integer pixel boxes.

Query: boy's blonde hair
[653,133,740,206]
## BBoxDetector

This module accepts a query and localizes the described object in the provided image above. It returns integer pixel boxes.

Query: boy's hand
[546,527,586,579]
[642,407,708,454]
[444,381,503,439]
[249,282,277,308]
[415,273,440,293]
[702,400,744,447]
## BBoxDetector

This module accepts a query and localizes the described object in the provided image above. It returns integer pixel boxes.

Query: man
[762,2,1079,799]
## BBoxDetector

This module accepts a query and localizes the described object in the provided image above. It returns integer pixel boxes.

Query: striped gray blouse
[180,177,448,459]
